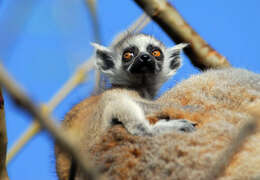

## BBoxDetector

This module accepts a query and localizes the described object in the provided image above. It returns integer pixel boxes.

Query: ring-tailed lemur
[91,33,195,136]
[55,33,195,180]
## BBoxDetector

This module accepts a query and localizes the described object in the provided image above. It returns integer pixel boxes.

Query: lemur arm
[102,94,195,136]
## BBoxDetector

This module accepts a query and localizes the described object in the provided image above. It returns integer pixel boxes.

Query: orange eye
[123,52,133,60]
[152,50,161,57]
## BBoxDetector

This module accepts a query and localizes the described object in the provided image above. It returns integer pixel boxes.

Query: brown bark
[0,89,9,180]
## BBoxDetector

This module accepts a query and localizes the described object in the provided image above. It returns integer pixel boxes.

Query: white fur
[102,94,153,135]
[169,43,189,51]
[119,34,165,53]
[91,42,111,52]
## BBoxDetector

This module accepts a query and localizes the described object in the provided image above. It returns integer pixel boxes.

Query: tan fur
[55,68,260,180]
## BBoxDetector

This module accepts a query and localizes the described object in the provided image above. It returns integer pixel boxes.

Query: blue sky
[0,0,259,179]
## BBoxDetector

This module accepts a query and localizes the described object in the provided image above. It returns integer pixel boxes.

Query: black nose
[140,54,150,62]
[128,53,156,74]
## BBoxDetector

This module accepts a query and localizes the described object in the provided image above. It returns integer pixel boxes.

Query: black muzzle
[129,53,156,74]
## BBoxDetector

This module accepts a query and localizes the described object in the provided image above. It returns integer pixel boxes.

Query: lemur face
[92,33,187,87]
[119,35,164,74]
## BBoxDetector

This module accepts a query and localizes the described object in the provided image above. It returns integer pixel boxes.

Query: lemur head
[92,33,187,98]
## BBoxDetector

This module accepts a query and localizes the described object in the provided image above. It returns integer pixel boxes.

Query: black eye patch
[146,44,164,61]
[122,46,139,59]
[121,46,139,71]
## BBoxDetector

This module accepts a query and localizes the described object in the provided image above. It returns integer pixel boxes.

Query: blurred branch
[111,13,150,46]
[6,59,94,164]
[128,13,151,33]
[133,0,231,70]
[0,63,97,180]
[85,0,103,94]
[205,118,257,179]
[252,175,260,180]
[7,121,40,164]
[86,0,100,43]
[0,89,9,180]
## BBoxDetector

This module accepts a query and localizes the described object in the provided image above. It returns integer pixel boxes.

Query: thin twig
[0,63,98,180]
[134,14,151,33]
[133,0,231,70]
[86,0,101,43]
[127,13,151,33]
[0,89,9,180]
[6,59,94,164]
[205,118,257,179]
[85,0,104,94]
[111,13,151,47]
[6,121,40,164]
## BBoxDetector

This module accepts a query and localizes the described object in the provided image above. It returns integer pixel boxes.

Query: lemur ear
[163,43,188,78]
[91,43,115,73]
[167,43,188,70]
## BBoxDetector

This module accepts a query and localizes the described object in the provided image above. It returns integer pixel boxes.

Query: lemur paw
[110,118,196,136]
[151,119,196,135]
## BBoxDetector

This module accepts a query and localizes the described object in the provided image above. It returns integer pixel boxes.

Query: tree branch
[6,59,94,164]
[0,89,9,180]
[85,0,104,94]
[205,118,257,179]
[6,121,40,164]
[0,63,97,180]
[86,0,101,43]
[133,0,231,70]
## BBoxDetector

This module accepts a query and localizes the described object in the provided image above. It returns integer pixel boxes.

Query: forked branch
[133,0,231,70]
